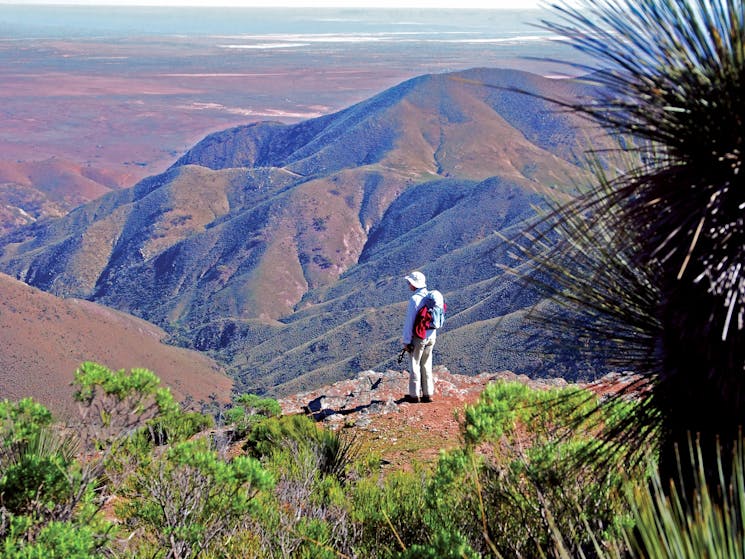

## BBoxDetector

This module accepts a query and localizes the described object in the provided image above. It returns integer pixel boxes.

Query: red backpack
[412,290,446,339]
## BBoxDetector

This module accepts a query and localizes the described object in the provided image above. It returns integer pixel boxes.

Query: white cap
[404,270,426,289]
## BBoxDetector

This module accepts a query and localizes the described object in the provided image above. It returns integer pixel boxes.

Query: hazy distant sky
[0,0,543,7]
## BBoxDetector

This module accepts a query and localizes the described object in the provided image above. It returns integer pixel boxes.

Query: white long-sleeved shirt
[401,287,435,344]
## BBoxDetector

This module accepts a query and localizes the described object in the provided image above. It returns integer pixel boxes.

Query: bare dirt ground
[278,366,641,470]
[0,273,232,419]
[278,366,575,469]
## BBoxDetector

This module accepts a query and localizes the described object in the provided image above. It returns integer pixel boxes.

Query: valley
[0,6,602,405]
[0,66,615,398]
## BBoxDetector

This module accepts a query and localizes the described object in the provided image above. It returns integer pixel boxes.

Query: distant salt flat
[218,43,311,49]
[162,73,286,77]
[215,31,481,42]
[177,102,326,119]
[434,35,560,43]
[214,31,555,49]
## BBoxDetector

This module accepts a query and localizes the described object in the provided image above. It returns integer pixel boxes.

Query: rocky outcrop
[277,366,638,469]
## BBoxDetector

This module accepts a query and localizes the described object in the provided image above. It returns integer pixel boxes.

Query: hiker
[401,270,437,403]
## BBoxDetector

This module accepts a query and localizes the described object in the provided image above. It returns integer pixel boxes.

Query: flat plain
[0,7,579,189]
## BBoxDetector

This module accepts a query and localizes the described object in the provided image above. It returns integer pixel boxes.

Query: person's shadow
[304,396,388,421]
[302,376,397,420]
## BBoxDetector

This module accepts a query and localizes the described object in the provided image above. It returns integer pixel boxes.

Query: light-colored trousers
[408,333,436,398]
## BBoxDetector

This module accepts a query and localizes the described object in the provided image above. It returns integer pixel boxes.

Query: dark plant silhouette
[518,0,745,489]
[505,151,662,470]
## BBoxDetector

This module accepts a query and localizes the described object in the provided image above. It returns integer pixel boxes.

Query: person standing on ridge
[401,270,436,403]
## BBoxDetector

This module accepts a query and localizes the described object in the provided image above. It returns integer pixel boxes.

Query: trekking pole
[397,348,408,365]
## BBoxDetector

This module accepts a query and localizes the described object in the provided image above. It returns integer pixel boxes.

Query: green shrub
[116,438,274,558]
[423,381,638,558]
[1,519,102,559]
[73,362,179,448]
[0,398,111,556]
[0,433,76,515]
[0,400,71,516]
[0,398,54,445]
[242,415,362,558]
[144,409,213,446]
[225,393,281,439]
[246,414,358,484]
[398,530,482,559]
[350,468,432,558]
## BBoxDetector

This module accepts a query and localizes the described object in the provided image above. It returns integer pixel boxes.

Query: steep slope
[215,176,554,395]
[0,67,613,396]
[0,273,232,418]
[0,158,129,235]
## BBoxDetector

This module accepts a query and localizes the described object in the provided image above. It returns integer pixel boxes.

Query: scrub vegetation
[3,363,744,558]
[515,0,745,499]
[4,0,745,556]
[0,362,642,558]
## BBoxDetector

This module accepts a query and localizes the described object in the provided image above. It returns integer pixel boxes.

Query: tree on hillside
[518,0,745,490]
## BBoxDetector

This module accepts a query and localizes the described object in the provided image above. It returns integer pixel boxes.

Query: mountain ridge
[0,67,613,397]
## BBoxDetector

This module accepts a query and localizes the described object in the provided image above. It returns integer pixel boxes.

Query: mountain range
[0,67,614,397]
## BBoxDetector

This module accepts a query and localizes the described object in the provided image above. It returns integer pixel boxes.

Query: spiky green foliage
[0,398,53,445]
[504,151,664,471]
[241,415,363,557]
[548,436,745,559]
[625,435,745,558]
[524,0,745,487]
[0,399,112,558]
[0,427,80,516]
[397,530,482,559]
[245,414,359,484]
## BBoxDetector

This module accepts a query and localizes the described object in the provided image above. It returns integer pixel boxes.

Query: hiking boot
[421,395,433,403]
[403,395,420,404]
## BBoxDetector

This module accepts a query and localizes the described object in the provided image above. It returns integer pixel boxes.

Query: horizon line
[0,1,545,8]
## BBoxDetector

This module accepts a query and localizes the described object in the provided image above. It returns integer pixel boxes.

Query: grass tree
[522,0,745,490]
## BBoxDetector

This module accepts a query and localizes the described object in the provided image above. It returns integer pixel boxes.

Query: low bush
[415,381,639,558]
[115,438,274,558]
[225,393,282,439]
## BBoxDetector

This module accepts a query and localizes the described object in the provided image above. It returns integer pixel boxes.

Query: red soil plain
[0,36,428,189]
[0,32,573,191]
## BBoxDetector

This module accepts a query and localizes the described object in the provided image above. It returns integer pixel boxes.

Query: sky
[0,0,543,7]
